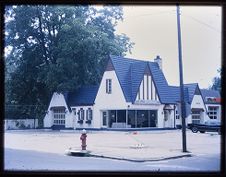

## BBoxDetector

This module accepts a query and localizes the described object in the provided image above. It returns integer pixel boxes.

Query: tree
[210,68,221,93]
[4,5,133,125]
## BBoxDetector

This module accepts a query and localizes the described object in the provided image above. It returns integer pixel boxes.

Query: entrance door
[149,110,157,127]
[137,110,157,128]
[52,108,66,129]
[164,110,171,127]
[102,111,108,127]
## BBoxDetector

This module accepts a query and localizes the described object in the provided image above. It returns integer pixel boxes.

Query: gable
[110,55,176,104]
[144,65,151,75]
[106,59,115,71]
[131,62,147,102]
[48,93,70,112]
[194,86,201,95]
[134,64,159,102]
[94,70,127,107]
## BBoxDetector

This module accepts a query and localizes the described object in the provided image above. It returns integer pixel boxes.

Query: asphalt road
[4,148,221,172]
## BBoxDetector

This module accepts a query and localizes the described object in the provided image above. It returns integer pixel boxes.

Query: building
[44,55,221,129]
[200,89,221,122]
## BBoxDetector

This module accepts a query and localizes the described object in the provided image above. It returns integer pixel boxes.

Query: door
[164,110,170,127]
[149,110,157,127]
[102,111,108,127]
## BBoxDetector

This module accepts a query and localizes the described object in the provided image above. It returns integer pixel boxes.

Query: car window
[205,121,221,125]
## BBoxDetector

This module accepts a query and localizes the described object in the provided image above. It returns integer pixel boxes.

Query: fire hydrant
[80,129,87,150]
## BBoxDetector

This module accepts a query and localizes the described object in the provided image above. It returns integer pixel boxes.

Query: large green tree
[210,68,221,93]
[4,5,133,124]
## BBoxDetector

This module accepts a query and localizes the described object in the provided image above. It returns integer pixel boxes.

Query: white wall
[93,70,171,129]
[44,92,70,128]
[71,106,94,129]
[135,74,159,101]
[206,104,221,122]
[191,95,208,123]
[94,70,129,128]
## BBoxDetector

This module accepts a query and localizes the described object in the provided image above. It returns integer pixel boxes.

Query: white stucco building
[44,55,221,130]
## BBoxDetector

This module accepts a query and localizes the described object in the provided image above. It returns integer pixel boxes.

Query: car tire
[191,127,198,133]
[200,131,205,133]
[218,129,221,135]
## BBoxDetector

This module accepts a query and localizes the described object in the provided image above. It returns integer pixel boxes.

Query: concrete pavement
[65,129,217,162]
[5,129,220,162]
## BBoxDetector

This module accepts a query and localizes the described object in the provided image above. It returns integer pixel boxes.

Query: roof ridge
[110,55,156,64]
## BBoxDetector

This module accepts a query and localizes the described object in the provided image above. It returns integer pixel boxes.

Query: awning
[191,108,204,112]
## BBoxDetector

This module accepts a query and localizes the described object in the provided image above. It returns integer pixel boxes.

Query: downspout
[174,104,176,128]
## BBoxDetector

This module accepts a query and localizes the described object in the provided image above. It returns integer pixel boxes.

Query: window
[106,79,112,94]
[191,110,200,124]
[175,110,180,119]
[53,109,65,125]
[72,108,76,115]
[102,111,107,126]
[86,108,93,120]
[78,108,84,120]
[206,97,217,103]
[208,106,218,119]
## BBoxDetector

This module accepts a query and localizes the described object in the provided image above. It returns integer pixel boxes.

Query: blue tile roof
[110,55,202,105]
[200,89,220,104]
[110,55,146,102]
[148,62,171,103]
[110,55,176,104]
[184,83,199,103]
[168,86,189,103]
[62,55,203,108]
[200,89,220,98]
[65,85,99,106]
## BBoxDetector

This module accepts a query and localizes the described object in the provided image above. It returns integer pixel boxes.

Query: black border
[1,0,225,177]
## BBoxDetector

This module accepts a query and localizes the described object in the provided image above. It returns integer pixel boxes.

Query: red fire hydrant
[80,129,87,150]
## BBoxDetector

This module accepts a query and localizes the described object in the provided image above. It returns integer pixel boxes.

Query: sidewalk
[67,130,194,162]
[5,129,220,162]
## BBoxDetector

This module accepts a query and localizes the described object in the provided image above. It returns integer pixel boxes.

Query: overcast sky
[115,5,222,89]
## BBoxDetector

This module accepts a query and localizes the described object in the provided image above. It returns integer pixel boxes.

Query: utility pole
[176,4,187,152]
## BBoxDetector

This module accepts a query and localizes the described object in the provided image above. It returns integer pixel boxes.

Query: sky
[115,5,222,89]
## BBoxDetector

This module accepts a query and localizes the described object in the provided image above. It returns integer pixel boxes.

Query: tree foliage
[210,68,221,93]
[4,5,133,123]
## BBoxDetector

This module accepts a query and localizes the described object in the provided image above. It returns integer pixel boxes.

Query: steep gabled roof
[184,83,199,103]
[110,55,174,103]
[65,85,99,106]
[200,89,220,98]
[110,55,147,102]
[200,89,221,104]
[62,92,71,112]
[148,62,171,103]
[168,86,189,103]
[107,56,204,106]
[130,61,147,102]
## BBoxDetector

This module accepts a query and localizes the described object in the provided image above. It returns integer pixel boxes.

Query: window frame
[53,109,65,125]
[106,79,112,94]
[208,106,218,119]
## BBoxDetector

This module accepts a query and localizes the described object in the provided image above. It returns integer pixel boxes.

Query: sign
[134,100,160,105]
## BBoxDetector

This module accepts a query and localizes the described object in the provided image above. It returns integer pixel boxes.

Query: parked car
[187,120,221,134]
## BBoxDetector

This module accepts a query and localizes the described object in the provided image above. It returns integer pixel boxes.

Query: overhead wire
[180,13,221,33]
[124,8,221,34]
[126,10,176,18]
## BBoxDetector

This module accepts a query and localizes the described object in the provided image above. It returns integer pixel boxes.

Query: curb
[87,153,193,162]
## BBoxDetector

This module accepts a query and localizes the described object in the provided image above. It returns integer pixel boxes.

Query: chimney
[154,55,162,70]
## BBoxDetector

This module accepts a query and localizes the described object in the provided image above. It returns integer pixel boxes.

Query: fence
[4,119,39,130]
[4,104,47,128]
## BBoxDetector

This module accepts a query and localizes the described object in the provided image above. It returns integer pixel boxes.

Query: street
[4,148,221,172]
